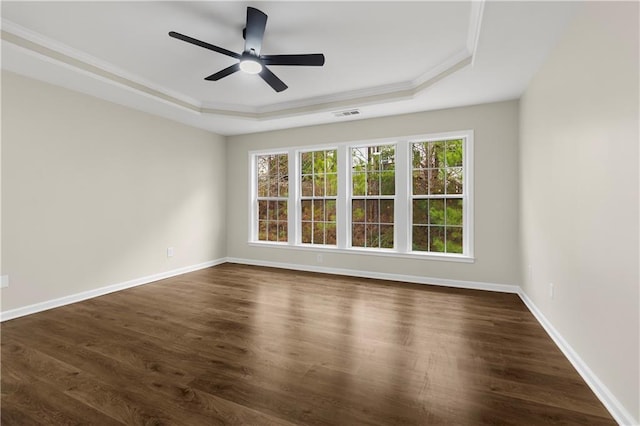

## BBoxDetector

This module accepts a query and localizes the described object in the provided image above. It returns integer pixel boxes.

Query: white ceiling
[1,1,580,136]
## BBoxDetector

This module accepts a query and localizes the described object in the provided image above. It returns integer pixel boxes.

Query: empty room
[1,1,638,425]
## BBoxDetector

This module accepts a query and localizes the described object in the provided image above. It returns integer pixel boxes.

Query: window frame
[298,147,339,246]
[408,134,472,256]
[248,130,474,262]
[250,150,290,245]
[348,142,397,251]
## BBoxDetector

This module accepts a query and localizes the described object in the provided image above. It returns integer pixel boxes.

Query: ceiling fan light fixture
[169,7,324,92]
[239,58,263,74]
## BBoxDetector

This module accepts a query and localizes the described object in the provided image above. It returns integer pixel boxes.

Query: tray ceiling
[1,1,580,135]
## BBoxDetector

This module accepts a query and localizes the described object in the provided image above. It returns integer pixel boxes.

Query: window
[351,144,395,248]
[300,149,337,245]
[411,140,464,254]
[256,153,288,242]
[250,130,473,261]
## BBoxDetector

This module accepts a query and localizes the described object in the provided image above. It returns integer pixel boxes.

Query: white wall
[519,2,639,423]
[1,71,227,312]
[226,100,520,287]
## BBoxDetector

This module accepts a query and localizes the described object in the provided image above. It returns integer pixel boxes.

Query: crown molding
[0,1,484,121]
[467,0,485,66]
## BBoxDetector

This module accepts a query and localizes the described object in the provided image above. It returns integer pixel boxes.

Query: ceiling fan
[169,7,325,93]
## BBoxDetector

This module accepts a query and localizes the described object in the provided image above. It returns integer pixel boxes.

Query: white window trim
[248,130,474,263]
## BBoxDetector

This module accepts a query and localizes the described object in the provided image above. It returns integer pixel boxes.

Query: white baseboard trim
[518,289,637,426]
[225,257,520,294]
[0,258,226,322]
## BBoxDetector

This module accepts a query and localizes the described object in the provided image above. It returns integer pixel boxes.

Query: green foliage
[263,141,463,253]
[351,145,395,196]
[409,139,464,254]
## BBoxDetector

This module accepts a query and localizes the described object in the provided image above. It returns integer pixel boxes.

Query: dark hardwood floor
[1,263,615,425]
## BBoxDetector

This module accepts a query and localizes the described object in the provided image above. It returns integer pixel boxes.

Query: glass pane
[301,221,312,244]
[313,222,325,244]
[301,152,313,175]
[412,170,428,195]
[258,176,268,197]
[326,150,338,173]
[352,147,368,172]
[352,172,366,196]
[446,227,463,254]
[412,143,428,168]
[301,175,313,197]
[278,155,288,197]
[314,151,326,173]
[258,221,267,241]
[326,223,337,245]
[267,222,278,241]
[265,200,273,220]
[326,173,338,197]
[314,174,325,197]
[301,200,312,221]
[446,198,463,226]
[365,199,379,223]
[428,169,445,195]
[352,199,365,223]
[428,141,445,169]
[258,200,268,220]
[380,200,394,224]
[380,171,395,195]
[381,149,395,170]
[366,224,380,248]
[352,224,365,247]
[445,139,463,167]
[380,225,394,249]
[367,172,380,196]
[429,226,445,252]
[446,168,463,195]
[412,226,428,251]
[412,199,428,225]
[268,174,279,197]
[326,200,337,222]
[366,149,379,172]
[429,199,445,225]
[279,178,288,198]
[277,201,287,221]
[278,222,288,242]
[313,200,325,222]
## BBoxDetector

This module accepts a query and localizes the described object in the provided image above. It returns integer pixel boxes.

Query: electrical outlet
[167,247,174,258]
[549,282,555,300]
[0,275,8,289]
[316,254,323,263]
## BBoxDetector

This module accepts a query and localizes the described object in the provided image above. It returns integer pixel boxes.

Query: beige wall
[1,71,227,312]
[519,2,639,422]
[226,100,520,287]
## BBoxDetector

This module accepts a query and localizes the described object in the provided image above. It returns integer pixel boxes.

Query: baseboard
[225,257,520,294]
[518,290,637,426]
[0,258,226,322]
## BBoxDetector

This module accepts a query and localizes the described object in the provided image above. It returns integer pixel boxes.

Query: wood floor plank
[1,263,616,425]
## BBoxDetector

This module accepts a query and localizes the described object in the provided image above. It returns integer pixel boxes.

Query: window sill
[247,241,475,263]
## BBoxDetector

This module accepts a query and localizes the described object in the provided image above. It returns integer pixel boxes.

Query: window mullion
[396,140,409,253]
[288,148,297,246]
[337,144,348,249]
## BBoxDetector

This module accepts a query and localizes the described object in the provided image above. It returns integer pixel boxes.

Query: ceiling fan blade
[169,31,240,59]
[244,7,267,55]
[259,67,288,92]
[262,54,325,66]
[205,63,241,81]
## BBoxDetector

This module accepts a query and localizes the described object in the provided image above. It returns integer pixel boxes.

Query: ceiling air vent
[333,109,361,118]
